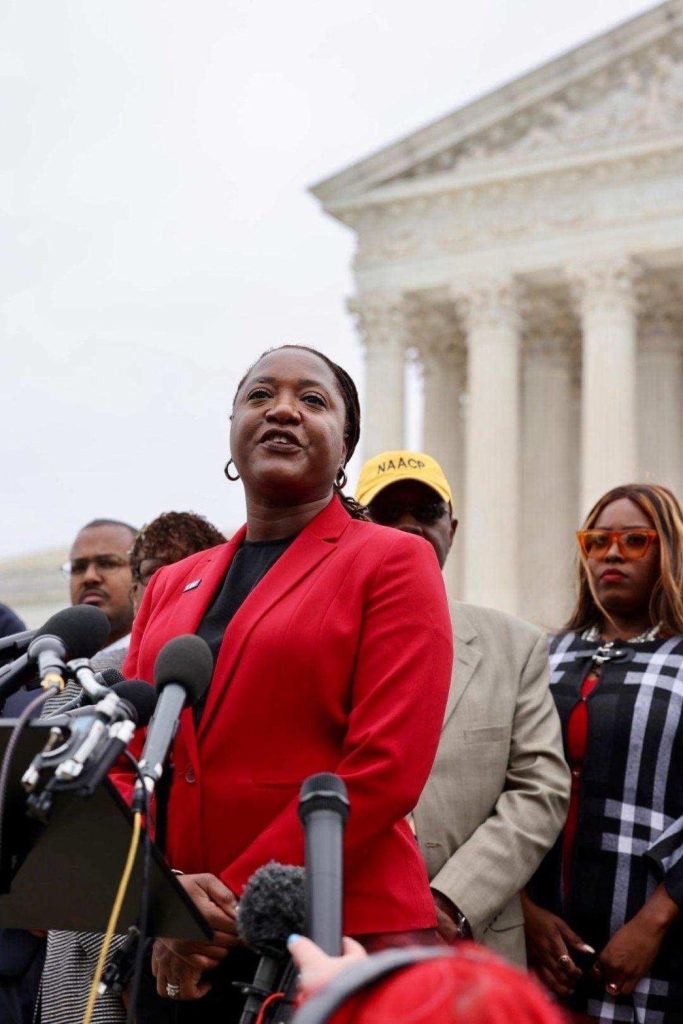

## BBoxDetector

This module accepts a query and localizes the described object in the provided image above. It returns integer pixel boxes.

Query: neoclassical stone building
[312,0,683,626]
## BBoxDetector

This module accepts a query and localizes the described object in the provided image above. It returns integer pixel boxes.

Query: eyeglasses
[372,501,448,526]
[61,554,130,577]
[576,529,658,561]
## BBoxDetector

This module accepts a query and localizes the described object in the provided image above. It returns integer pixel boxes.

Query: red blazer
[121,497,452,934]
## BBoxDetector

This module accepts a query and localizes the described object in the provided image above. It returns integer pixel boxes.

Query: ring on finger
[558,954,572,967]
[166,982,181,999]
[606,982,619,995]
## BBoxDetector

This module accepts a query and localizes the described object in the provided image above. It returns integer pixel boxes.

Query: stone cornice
[343,146,683,269]
[330,134,683,219]
[311,2,683,207]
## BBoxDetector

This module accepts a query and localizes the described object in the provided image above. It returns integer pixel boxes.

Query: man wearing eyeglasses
[62,518,138,665]
[356,451,569,968]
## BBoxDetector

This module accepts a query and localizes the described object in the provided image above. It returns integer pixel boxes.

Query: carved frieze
[391,33,683,181]
[349,147,683,268]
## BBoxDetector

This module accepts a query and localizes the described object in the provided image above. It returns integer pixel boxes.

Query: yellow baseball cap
[355,450,453,510]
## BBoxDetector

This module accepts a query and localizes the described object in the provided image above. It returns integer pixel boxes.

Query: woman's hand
[287,934,367,1000]
[593,884,679,997]
[152,873,240,1000]
[522,894,593,997]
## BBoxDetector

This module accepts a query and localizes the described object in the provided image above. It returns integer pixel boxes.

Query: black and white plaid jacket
[530,631,683,1024]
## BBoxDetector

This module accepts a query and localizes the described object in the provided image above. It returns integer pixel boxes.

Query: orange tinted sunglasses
[576,529,658,561]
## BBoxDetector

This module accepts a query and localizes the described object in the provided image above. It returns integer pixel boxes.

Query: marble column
[418,306,466,598]
[637,280,683,497]
[455,276,521,614]
[348,293,406,459]
[520,296,580,629]
[571,259,638,515]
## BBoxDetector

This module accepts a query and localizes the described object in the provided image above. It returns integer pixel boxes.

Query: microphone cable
[0,684,59,874]
[123,750,152,1024]
[82,805,143,1024]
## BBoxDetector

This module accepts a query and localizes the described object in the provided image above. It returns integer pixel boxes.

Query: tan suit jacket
[413,601,570,967]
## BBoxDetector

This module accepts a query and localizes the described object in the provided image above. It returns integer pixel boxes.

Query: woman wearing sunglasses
[522,483,683,1023]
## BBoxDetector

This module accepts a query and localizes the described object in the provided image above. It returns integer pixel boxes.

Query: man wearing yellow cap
[356,451,569,967]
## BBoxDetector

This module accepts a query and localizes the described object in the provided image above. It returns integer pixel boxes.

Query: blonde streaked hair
[565,483,683,638]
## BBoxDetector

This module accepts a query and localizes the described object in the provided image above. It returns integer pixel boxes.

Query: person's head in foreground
[129,511,226,613]
[355,451,457,569]
[288,935,563,1024]
[567,482,683,640]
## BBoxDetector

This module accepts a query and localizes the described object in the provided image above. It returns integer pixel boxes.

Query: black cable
[0,685,57,876]
[124,750,151,1024]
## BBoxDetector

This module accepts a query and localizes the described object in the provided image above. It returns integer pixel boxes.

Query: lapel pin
[183,578,202,593]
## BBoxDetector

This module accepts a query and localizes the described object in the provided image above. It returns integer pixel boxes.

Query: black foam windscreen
[38,605,111,659]
[153,634,213,704]
[98,668,125,687]
[111,679,157,726]
[237,862,306,957]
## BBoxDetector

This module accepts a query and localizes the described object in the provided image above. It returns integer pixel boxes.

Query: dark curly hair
[130,511,225,582]
[233,344,369,521]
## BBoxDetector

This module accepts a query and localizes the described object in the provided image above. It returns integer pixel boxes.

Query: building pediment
[312,1,683,210]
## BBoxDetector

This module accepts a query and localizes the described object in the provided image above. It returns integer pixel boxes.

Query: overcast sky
[0,0,656,558]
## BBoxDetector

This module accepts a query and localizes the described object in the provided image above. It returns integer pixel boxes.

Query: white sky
[0,0,656,558]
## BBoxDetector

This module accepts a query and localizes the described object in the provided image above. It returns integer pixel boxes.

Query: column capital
[405,297,465,374]
[346,291,407,351]
[452,275,521,334]
[637,275,683,353]
[520,289,579,366]
[568,257,640,319]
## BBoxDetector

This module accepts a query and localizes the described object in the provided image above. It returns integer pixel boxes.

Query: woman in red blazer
[123,345,453,1021]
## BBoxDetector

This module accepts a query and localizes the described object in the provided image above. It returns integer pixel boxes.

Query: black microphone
[66,680,158,797]
[298,773,349,956]
[27,605,111,692]
[23,679,158,804]
[237,863,306,1024]
[99,668,125,688]
[133,635,213,808]
[0,605,111,700]
[111,680,157,727]
[0,627,38,663]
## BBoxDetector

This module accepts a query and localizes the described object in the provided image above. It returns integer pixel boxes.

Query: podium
[0,721,210,940]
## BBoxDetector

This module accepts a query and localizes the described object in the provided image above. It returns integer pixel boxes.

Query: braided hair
[233,345,370,521]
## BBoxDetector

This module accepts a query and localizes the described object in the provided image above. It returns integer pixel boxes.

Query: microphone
[43,680,157,732]
[99,668,125,688]
[0,627,38,663]
[298,773,349,956]
[237,863,306,1024]
[23,680,157,809]
[133,635,213,808]
[110,680,157,727]
[0,605,111,700]
[28,605,111,692]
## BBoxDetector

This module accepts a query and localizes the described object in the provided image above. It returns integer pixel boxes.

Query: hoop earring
[224,458,240,482]
[336,467,348,490]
